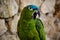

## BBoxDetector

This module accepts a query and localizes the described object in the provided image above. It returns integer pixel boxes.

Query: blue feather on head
[28,5,39,10]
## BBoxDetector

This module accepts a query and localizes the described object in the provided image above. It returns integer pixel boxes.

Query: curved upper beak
[32,10,40,19]
[35,10,40,17]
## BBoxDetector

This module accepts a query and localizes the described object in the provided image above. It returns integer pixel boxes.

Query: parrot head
[22,5,40,20]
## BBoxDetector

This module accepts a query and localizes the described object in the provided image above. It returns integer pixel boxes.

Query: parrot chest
[20,19,38,37]
[21,19,35,31]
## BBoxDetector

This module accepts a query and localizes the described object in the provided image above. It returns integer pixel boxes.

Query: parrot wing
[35,18,46,40]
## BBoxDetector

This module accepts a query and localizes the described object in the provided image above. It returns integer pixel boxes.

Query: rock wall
[0,0,60,40]
[0,0,20,40]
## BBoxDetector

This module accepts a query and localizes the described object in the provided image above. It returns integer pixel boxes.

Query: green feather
[35,18,46,40]
[17,6,46,40]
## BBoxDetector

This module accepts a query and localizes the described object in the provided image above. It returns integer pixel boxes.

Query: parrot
[17,5,46,40]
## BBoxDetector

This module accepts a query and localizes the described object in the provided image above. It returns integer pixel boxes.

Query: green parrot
[17,5,46,40]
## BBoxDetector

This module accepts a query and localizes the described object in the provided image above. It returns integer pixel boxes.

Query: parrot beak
[36,10,40,17]
[32,10,40,19]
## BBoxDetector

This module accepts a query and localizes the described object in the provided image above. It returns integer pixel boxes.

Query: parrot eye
[28,7,33,11]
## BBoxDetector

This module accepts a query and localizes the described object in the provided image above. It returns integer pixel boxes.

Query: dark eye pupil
[30,8,31,9]
[28,7,33,10]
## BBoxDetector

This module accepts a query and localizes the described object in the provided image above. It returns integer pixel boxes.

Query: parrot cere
[17,5,46,40]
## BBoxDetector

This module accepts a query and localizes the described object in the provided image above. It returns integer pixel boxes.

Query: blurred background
[0,0,60,40]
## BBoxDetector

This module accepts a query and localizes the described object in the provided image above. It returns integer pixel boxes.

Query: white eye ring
[28,7,33,11]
